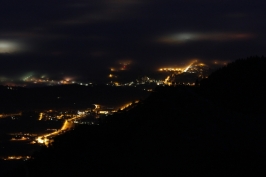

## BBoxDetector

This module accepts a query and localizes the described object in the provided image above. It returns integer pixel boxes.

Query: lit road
[163,60,198,85]
[36,115,85,145]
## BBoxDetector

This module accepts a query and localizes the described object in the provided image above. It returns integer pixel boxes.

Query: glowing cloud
[157,32,255,44]
[0,40,28,53]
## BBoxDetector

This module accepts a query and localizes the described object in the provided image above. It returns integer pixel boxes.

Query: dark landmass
[3,56,266,176]
[0,84,151,113]
[200,56,266,115]
[0,113,63,133]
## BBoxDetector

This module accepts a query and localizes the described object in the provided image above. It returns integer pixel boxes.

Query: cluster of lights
[2,156,31,161]
[160,60,211,85]
[159,68,183,71]
[10,136,29,141]
[0,73,96,87]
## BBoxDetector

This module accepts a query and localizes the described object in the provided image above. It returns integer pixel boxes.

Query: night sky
[0,0,265,82]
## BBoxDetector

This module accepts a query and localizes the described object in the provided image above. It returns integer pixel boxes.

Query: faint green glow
[172,33,198,41]
[21,72,34,81]
[159,32,254,44]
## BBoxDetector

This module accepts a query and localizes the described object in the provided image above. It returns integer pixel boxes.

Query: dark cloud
[0,0,266,82]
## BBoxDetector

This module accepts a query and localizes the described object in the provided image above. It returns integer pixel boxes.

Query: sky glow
[0,0,265,82]
[159,32,255,44]
[0,40,19,53]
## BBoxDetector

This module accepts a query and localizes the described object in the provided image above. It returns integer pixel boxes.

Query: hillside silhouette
[200,55,266,115]
[6,56,266,176]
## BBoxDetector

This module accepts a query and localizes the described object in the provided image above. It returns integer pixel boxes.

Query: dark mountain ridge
[200,55,266,115]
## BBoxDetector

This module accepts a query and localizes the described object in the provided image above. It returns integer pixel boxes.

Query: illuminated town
[0,60,219,88]
[157,60,212,85]
[0,60,218,162]
[0,100,140,161]
[1,0,265,174]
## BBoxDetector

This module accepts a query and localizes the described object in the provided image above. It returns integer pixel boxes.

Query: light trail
[184,60,197,72]
[164,76,170,84]
[36,115,84,146]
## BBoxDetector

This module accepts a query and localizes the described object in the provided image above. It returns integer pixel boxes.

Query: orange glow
[159,68,182,72]
[36,114,85,146]
[38,112,43,120]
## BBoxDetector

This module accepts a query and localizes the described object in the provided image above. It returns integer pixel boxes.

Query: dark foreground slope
[7,56,266,176]
[13,86,264,176]
[200,56,266,115]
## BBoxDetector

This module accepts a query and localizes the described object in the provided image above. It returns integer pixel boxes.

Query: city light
[39,113,43,120]
[2,156,31,161]
[158,60,210,86]
[159,68,183,72]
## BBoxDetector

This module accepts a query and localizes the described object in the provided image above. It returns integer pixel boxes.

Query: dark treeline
[4,56,266,176]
